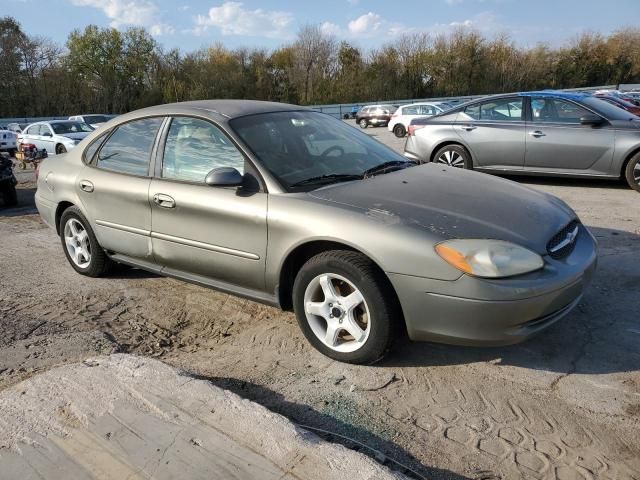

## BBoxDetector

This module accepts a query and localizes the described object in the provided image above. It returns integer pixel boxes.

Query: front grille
[547,220,580,259]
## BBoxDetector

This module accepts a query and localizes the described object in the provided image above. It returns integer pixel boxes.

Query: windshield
[51,122,94,134]
[230,111,410,191]
[582,97,639,120]
[83,115,110,124]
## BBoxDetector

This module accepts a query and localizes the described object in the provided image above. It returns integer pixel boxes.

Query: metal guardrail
[1,84,627,125]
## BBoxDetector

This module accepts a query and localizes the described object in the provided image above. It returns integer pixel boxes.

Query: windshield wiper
[290,173,362,188]
[362,160,416,178]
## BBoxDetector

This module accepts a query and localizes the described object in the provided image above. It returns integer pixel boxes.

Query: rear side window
[83,132,109,164]
[403,106,419,115]
[96,118,163,176]
[464,98,523,121]
[162,117,245,182]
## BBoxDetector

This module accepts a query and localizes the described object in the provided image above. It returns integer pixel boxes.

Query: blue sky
[5,0,639,52]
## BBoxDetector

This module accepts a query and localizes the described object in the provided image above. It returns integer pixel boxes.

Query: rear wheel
[358,119,368,129]
[624,152,640,193]
[59,206,112,277]
[432,144,472,169]
[292,250,398,364]
[56,144,67,155]
[393,124,406,137]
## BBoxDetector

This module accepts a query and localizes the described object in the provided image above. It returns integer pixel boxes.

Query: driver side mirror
[205,167,243,187]
[580,114,605,126]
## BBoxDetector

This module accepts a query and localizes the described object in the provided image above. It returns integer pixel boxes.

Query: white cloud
[347,0,360,5]
[348,12,384,36]
[70,0,174,35]
[445,0,464,4]
[320,22,342,37]
[193,2,294,38]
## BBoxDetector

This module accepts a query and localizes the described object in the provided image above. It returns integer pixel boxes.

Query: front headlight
[435,239,544,278]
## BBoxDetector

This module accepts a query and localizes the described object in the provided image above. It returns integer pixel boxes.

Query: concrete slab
[0,355,406,479]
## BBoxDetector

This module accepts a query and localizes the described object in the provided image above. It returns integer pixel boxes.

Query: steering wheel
[321,145,345,158]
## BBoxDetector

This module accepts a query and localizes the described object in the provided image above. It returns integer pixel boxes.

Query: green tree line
[1,16,639,118]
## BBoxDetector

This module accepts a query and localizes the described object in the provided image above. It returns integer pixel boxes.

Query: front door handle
[529,130,546,137]
[79,180,94,193]
[153,193,175,209]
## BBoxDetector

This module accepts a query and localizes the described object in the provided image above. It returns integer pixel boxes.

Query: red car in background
[594,95,640,116]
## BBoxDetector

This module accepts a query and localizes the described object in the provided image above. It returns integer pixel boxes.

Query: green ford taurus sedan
[35,100,597,364]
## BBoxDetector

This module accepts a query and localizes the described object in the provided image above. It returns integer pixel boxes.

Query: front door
[150,116,268,291]
[78,117,164,260]
[525,97,615,173]
[455,96,526,169]
[38,124,56,154]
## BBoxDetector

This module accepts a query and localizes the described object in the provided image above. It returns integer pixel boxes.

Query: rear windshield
[582,97,638,120]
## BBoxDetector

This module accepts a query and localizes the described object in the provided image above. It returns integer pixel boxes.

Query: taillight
[407,125,425,136]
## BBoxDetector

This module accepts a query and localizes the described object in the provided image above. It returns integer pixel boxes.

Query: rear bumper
[389,225,597,346]
[35,191,56,230]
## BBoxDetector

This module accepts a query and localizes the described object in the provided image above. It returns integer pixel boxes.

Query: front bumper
[389,225,597,346]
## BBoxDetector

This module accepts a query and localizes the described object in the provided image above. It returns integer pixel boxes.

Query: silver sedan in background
[404,91,640,192]
[35,100,597,364]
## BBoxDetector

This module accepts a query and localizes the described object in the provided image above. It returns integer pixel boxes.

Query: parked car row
[403,90,640,192]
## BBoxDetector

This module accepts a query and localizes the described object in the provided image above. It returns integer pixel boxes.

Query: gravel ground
[1,128,639,479]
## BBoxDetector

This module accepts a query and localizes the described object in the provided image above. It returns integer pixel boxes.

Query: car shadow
[185,373,471,480]
[0,186,38,216]
[381,225,640,376]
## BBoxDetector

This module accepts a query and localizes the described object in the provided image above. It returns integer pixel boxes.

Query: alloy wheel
[303,273,371,353]
[634,162,640,184]
[64,218,91,268]
[436,149,465,168]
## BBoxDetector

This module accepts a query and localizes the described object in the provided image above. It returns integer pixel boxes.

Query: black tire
[432,144,472,169]
[292,250,399,364]
[343,114,349,120]
[393,124,406,138]
[624,152,640,193]
[358,119,368,129]
[9,148,17,158]
[1,182,17,207]
[56,144,67,155]
[59,206,112,277]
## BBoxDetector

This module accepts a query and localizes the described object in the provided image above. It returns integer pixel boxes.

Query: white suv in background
[388,102,451,137]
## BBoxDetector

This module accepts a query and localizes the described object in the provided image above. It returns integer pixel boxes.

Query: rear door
[22,124,41,149]
[525,97,614,173]
[149,116,268,291]
[455,97,526,169]
[78,117,164,260]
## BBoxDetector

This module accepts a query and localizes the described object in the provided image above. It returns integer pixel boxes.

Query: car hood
[60,132,91,141]
[309,163,576,254]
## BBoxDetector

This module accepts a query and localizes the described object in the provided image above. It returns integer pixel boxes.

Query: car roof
[129,100,308,120]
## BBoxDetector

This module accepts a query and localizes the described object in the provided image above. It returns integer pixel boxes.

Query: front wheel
[432,144,472,169]
[624,152,640,193]
[292,250,398,364]
[358,119,368,129]
[59,206,112,277]
[56,144,67,155]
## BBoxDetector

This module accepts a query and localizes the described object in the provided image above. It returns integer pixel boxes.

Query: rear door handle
[460,124,477,131]
[79,180,94,193]
[529,130,546,137]
[153,193,175,209]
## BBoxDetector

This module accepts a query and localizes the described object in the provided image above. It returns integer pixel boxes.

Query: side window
[403,106,419,115]
[464,104,481,120]
[532,98,591,123]
[162,117,245,183]
[83,132,109,164]
[96,118,163,176]
[481,98,523,121]
[38,125,51,136]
